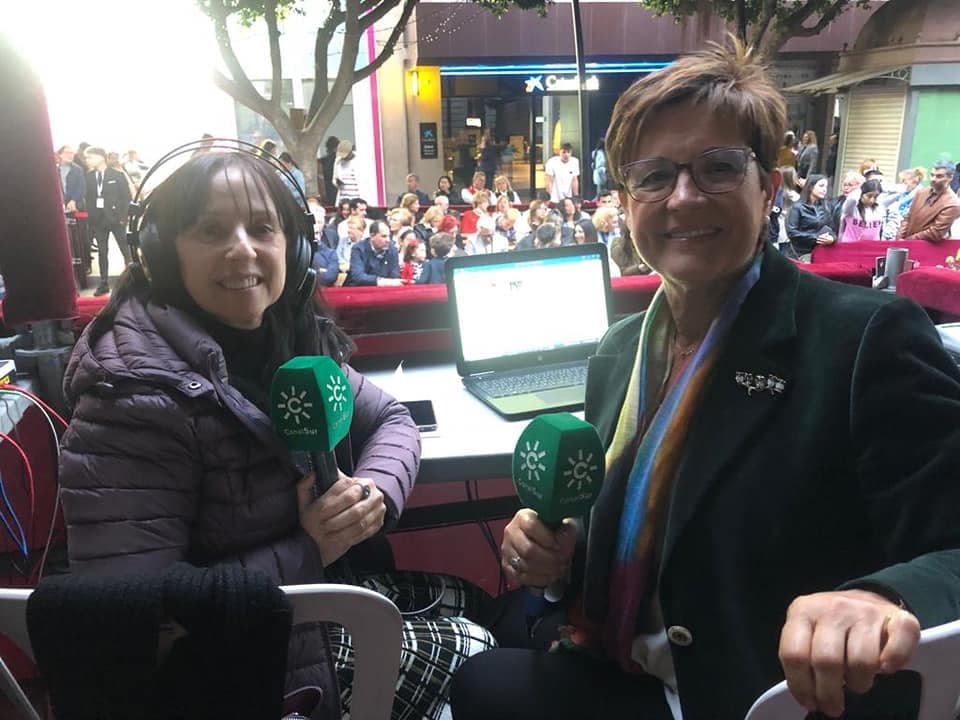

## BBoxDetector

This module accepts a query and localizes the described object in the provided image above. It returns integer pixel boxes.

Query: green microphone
[270,356,354,496]
[511,413,605,632]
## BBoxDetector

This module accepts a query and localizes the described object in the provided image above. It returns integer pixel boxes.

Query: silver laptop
[446,243,612,419]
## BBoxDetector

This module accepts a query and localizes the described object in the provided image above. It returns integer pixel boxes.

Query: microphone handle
[524,518,562,637]
[311,450,340,497]
[309,449,356,585]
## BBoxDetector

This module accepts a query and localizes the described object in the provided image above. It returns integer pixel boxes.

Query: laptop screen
[449,247,611,366]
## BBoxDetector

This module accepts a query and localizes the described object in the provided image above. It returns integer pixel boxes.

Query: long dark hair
[799,174,827,205]
[88,152,354,374]
[576,218,598,244]
[857,179,883,219]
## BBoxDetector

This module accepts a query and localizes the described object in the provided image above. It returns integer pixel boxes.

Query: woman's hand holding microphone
[297,471,386,567]
[501,509,578,588]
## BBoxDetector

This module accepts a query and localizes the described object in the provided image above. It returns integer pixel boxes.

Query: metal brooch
[735,372,786,396]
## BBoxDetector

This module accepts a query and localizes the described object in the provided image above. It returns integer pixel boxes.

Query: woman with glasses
[451,40,960,720]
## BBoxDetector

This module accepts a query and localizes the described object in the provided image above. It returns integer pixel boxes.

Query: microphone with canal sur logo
[511,413,605,632]
[270,356,354,497]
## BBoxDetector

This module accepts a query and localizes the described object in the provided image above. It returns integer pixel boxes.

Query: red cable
[0,386,69,428]
[0,431,36,548]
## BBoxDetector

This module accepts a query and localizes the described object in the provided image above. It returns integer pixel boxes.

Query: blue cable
[0,471,28,558]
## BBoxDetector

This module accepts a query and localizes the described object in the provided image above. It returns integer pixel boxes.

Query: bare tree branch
[307,4,345,124]
[264,0,284,109]
[750,0,779,50]
[302,0,364,139]
[208,0,267,106]
[779,0,842,33]
[359,0,405,33]
[355,0,416,82]
[788,0,850,37]
[213,69,273,119]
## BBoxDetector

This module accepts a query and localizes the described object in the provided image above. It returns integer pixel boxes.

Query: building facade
[786,0,960,189]
[384,0,879,203]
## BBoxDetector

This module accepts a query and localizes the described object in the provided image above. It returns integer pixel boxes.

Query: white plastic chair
[745,618,960,720]
[0,583,403,720]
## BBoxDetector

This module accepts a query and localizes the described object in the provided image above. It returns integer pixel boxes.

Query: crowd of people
[774,134,960,260]
[58,119,960,301]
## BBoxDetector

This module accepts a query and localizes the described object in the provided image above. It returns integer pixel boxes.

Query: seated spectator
[417,232,455,284]
[461,172,489,205]
[400,239,426,284]
[434,194,450,216]
[461,191,491,236]
[346,220,403,286]
[514,199,547,240]
[467,214,509,255]
[312,243,340,287]
[398,228,417,259]
[592,206,621,246]
[435,174,454,200]
[329,199,351,227]
[494,194,513,219]
[596,189,618,207]
[337,197,370,240]
[397,173,430,207]
[573,218,597,245]
[416,206,445,244]
[387,208,415,247]
[896,159,960,243]
[572,220,622,278]
[533,223,561,249]
[399,192,423,222]
[492,175,521,205]
[336,215,365,269]
[497,208,521,247]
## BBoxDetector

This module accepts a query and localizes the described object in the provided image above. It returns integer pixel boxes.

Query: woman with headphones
[56,146,498,720]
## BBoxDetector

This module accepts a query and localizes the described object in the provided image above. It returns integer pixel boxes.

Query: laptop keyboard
[474,364,588,398]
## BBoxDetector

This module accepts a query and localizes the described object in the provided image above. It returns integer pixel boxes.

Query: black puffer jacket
[59,298,420,719]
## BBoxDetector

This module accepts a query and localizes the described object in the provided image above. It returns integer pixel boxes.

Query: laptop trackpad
[536,387,585,405]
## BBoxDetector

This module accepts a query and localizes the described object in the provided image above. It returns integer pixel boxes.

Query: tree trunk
[291,138,323,197]
[735,0,748,42]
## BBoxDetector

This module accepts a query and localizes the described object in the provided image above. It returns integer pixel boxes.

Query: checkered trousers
[327,571,497,720]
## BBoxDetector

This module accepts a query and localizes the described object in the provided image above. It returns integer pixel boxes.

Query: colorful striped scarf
[600,255,762,671]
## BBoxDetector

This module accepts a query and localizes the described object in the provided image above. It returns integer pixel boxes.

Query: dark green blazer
[579,248,960,719]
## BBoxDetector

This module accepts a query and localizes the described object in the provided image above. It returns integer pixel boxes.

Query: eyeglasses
[620,146,757,203]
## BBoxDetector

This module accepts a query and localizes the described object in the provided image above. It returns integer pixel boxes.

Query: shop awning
[783,65,908,94]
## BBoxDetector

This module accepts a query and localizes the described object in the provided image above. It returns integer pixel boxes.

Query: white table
[366,363,586,485]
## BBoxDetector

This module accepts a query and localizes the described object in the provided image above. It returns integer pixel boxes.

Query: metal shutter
[837,84,906,184]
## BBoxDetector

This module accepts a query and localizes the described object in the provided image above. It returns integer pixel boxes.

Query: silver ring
[509,555,522,569]
[360,484,371,500]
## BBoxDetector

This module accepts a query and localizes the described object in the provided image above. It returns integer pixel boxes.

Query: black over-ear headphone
[127,138,318,309]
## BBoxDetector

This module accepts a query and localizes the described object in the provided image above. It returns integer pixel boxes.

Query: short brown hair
[606,38,785,189]
[430,232,455,258]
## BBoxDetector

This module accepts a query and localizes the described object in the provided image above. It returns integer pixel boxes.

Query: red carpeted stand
[0,35,77,325]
